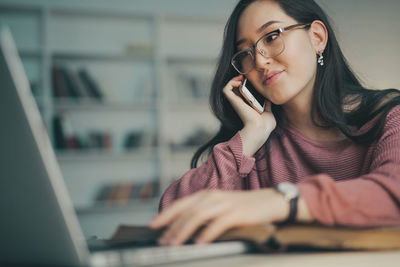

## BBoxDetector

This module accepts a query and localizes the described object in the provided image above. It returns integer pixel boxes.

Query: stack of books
[95,181,159,205]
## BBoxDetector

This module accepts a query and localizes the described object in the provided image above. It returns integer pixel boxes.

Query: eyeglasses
[231,23,311,74]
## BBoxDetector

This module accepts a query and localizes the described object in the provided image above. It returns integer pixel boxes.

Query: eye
[236,49,253,59]
[264,33,279,44]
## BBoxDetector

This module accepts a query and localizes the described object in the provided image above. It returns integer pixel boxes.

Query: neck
[283,92,315,132]
[281,81,344,142]
[282,74,315,131]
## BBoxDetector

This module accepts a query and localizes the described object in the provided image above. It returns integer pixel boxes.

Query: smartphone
[239,78,265,114]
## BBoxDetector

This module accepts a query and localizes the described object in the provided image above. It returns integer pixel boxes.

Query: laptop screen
[0,26,90,266]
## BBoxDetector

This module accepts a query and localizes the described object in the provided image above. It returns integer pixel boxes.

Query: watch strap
[286,196,299,224]
[274,182,299,224]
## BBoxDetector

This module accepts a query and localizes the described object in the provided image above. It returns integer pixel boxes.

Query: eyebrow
[235,20,282,47]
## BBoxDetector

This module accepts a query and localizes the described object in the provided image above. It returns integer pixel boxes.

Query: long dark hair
[191,0,400,168]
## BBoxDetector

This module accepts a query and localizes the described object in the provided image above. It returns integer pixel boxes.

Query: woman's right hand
[222,75,276,156]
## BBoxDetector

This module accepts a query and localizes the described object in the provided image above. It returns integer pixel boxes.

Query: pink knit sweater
[160,106,400,227]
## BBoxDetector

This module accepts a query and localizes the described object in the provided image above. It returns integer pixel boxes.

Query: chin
[267,86,301,106]
[267,94,290,106]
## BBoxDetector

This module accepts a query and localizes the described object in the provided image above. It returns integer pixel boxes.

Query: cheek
[284,39,317,86]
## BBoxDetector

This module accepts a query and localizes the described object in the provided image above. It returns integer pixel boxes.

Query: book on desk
[107,223,400,252]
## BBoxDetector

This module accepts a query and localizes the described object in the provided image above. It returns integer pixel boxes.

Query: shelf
[3,2,225,216]
[169,146,199,155]
[19,48,43,58]
[53,98,155,112]
[50,6,154,21]
[56,148,156,162]
[52,51,154,62]
[166,99,210,109]
[75,197,160,215]
[166,54,217,64]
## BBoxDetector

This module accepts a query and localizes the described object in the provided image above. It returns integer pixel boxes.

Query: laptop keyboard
[90,241,251,266]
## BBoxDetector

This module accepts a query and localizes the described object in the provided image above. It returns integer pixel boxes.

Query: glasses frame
[231,22,312,74]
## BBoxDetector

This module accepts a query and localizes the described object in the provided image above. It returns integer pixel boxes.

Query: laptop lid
[0,26,90,266]
[0,26,252,267]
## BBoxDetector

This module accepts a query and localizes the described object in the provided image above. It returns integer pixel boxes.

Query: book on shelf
[53,112,81,150]
[53,114,66,150]
[123,129,157,150]
[138,182,158,199]
[52,65,103,100]
[95,181,159,205]
[53,118,155,153]
[77,68,104,100]
[52,112,113,151]
[123,130,143,150]
[107,183,135,205]
[107,223,400,252]
[169,127,213,150]
[167,65,211,102]
[52,66,69,98]
[88,131,112,151]
[102,132,112,151]
[64,67,91,98]
[61,67,80,98]
[175,70,210,100]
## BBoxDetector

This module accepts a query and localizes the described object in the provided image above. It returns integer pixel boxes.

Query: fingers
[195,214,236,244]
[148,189,283,246]
[159,199,228,245]
[149,193,200,229]
[150,191,233,246]
[222,74,244,96]
[223,76,260,118]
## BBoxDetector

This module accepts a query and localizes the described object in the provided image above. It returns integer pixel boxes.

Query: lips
[263,70,283,86]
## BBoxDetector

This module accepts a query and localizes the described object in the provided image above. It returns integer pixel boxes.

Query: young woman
[149,0,400,246]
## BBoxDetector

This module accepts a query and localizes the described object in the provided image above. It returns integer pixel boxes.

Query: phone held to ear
[239,79,265,114]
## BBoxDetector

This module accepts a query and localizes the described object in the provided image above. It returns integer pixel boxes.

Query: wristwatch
[274,182,299,224]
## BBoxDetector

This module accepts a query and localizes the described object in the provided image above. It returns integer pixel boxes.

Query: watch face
[276,182,299,200]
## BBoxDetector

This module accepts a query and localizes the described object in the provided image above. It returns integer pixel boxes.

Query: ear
[308,20,328,54]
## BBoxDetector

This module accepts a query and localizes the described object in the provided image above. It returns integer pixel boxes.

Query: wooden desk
[3,251,399,266]
[160,250,400,267]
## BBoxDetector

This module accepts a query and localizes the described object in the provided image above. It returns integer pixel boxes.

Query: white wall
[317,0,400,89]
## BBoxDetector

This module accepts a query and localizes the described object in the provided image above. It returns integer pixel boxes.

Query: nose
[254,49,272,70]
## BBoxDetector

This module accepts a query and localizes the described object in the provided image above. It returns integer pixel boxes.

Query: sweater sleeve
[159,132,256,211]
[298,106,400,227]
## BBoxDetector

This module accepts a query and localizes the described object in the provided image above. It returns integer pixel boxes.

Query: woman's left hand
[148,189,289,246]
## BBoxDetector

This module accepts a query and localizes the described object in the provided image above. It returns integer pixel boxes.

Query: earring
[317,51,324,66]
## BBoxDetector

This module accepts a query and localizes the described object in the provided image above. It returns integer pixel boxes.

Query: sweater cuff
[297,175,335,226]
[227,132,255,178]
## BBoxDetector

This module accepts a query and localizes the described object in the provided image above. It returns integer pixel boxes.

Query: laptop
[0,26,250,266]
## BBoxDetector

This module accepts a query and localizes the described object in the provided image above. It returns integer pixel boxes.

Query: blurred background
[1,0,399,239]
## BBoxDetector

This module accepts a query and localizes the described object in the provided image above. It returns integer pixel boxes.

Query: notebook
[0,26,251,267]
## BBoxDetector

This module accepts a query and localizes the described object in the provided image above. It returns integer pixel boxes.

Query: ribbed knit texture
[160,106,400,227]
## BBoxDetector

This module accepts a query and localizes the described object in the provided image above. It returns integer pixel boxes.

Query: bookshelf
[0,2,223,217]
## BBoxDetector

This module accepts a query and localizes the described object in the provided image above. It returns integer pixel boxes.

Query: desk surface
[160,250,400,267]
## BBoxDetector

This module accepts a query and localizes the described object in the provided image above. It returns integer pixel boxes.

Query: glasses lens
[257,33,284,58]
[232,50,254,74]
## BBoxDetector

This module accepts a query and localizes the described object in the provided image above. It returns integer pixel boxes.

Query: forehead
[237,0,295,41]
